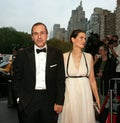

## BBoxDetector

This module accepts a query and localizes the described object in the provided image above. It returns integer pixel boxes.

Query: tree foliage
[0,27,32,54]
[0,27,72,54]
[47,38,72,53]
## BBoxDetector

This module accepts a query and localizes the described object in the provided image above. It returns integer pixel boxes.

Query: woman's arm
[89,56,101,109]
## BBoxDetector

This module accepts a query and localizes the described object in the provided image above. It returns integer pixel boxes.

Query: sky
[0,0,116,34]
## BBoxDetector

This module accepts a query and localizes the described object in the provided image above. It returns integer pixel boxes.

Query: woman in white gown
[57,29,100,123]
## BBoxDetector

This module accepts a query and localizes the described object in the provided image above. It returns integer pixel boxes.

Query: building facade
[53,24,60,38]
[100,10,116,39]
[87,8,103,36]
[116,0,120,39]
[67,1,87,40]
[52,0,119,41]
[53,24,67,41]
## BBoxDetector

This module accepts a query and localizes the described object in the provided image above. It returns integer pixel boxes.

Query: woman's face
[72,32,86,49]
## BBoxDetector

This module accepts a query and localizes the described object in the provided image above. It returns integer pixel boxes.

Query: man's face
[31,24,48,48]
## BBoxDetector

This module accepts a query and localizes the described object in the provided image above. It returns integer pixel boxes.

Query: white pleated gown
[57,52,96,123]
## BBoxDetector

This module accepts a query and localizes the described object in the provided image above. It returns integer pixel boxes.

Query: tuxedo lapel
[46,46,53,70]
[46,46,50,74]
[26,45,36,77]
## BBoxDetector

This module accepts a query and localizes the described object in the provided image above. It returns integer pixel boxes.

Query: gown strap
[66,52,89,79]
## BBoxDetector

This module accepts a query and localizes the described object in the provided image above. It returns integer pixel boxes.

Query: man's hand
[54,104,63,114]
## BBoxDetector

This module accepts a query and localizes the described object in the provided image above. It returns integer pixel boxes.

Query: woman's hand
[54,104,63,114]
[96,99,101,113]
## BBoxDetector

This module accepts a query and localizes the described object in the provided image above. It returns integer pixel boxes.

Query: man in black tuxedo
[12,22,65,123]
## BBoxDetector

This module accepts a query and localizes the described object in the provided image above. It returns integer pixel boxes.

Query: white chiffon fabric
[57,52,96,123]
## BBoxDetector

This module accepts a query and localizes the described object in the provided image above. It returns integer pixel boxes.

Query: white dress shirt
[34,45,47,90]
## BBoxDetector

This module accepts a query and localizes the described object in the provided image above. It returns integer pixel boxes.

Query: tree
[47,38,72,53]
[0,27,32,54]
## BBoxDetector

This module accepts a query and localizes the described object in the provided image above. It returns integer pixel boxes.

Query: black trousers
[18,90,57,123]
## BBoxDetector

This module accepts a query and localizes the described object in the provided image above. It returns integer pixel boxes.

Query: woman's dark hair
[70,29,85,43]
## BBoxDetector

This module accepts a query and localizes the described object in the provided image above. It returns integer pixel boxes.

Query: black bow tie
[36,48,46,53]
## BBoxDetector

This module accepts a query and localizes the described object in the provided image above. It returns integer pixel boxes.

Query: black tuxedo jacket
[12,45,65,111]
